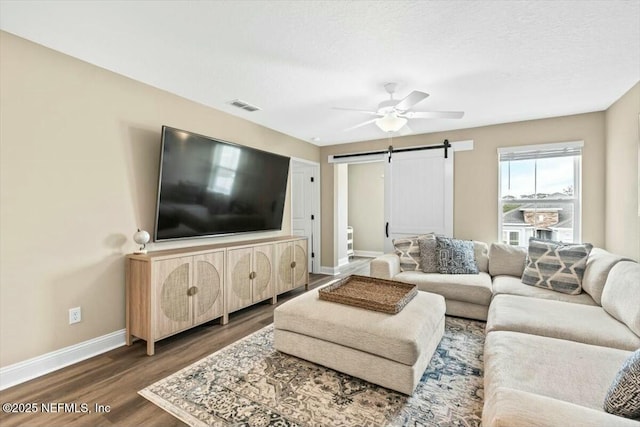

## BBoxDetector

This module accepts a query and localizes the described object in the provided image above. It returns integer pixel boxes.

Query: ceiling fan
[334,83,464,134]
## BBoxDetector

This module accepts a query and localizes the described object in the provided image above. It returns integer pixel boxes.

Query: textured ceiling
[1,1,639,146]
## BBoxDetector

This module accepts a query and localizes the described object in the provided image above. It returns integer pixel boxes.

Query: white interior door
[383,149,453,252]
[291,160,319,273]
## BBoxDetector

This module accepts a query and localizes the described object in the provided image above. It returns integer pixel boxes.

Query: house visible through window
[498,141,582,246]
[502,230,520,246]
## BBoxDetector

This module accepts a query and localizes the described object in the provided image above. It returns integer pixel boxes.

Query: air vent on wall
[227,99,261,112]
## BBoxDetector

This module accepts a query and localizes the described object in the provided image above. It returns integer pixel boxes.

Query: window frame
[502,230,521,246]
[497,141,583,246]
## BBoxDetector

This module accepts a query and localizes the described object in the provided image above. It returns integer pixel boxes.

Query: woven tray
[318,275,417,314]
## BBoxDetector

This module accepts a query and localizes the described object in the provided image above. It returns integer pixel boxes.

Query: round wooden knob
[187,286,198,296]
[290,261,296,269]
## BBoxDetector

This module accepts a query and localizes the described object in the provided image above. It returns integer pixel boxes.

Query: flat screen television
[153,126,290,241]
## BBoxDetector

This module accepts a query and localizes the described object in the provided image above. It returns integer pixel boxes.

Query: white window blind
[499,145,582,161]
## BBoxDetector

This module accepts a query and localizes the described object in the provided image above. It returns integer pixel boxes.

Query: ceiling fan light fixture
[375,113,407,132]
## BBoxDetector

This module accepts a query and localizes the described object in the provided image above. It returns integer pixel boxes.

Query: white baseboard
[353,250,384,258]
[320,265,340,275]
[0,329,126,391]
[338,257,349,267]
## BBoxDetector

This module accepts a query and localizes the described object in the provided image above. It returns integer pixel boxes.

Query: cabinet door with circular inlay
[252,244,274,303]
[275,242,293,295]
[192,251,224,326]
[293,240,308,288]
[152,256,193,340]
[227,247,253,313]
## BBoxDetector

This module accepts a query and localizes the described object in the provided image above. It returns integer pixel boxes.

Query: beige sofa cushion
[369,253,400,280]
[445,300,489,321]
[484,331,631,412]
[487,294,640,350]
[474,241,489,273]
[582,248,632,305]
[488,243,527,277]
[601,261,640,336]
[492,275,597,305]
[394,271,493,306]
[483,387,640,427]
[274,285,445,366]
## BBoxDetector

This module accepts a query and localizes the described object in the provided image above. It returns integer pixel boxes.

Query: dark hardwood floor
[0,258,372,427]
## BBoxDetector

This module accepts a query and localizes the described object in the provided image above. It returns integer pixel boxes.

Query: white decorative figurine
[133,229,150,254]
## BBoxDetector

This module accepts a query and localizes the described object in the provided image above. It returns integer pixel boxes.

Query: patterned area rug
[140,317,485,427]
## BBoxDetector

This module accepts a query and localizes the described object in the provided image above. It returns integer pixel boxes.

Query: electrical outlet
[69,307,81,324]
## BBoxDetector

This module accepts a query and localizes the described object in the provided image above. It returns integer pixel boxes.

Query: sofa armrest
[370,253,401,279]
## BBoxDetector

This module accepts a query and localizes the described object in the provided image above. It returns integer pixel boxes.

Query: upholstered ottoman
[273,286,446,394]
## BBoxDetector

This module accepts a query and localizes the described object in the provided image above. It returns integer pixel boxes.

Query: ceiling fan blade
[398,123,413,136]
[332,107,380,116]
[343,118,378,132]
[405,111,465,119]
[394,90,429,111]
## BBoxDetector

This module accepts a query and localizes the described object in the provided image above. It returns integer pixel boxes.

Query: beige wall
[2,28,634,369]
[348,162,384,254]
[0,32,319,367]
[320,112,607,267]
[605,82,640,261]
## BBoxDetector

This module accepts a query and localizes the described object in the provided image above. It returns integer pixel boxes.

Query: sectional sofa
[370,242,640,426]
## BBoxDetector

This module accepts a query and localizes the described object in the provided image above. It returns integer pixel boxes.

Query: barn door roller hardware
[333,139,451,162]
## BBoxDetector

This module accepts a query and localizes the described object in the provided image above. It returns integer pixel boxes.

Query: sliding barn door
[383,149,453,252]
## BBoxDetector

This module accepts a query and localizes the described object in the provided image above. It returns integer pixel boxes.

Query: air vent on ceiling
[227,99,261,112]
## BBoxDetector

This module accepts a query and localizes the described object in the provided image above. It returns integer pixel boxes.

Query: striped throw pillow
[393,234,433,272]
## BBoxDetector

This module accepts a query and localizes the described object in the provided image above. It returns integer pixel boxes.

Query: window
[209,145,241,195]
[502,230,521,246]
[498,141,582,246]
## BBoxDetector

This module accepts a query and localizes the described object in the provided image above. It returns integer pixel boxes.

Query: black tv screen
[154,126,290,241]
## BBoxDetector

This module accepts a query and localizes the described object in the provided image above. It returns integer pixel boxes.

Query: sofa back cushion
[488,243,527,277]
[582,248,633,305]
[474,241,490,273]
[601,261,640,337]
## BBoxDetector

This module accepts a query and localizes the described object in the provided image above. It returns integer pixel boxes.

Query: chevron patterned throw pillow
[521,237,593,294]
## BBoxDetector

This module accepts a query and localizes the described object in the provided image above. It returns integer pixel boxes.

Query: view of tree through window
[498,143,582,246]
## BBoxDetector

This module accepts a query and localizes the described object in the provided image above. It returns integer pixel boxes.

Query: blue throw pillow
[435,237,479,274]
